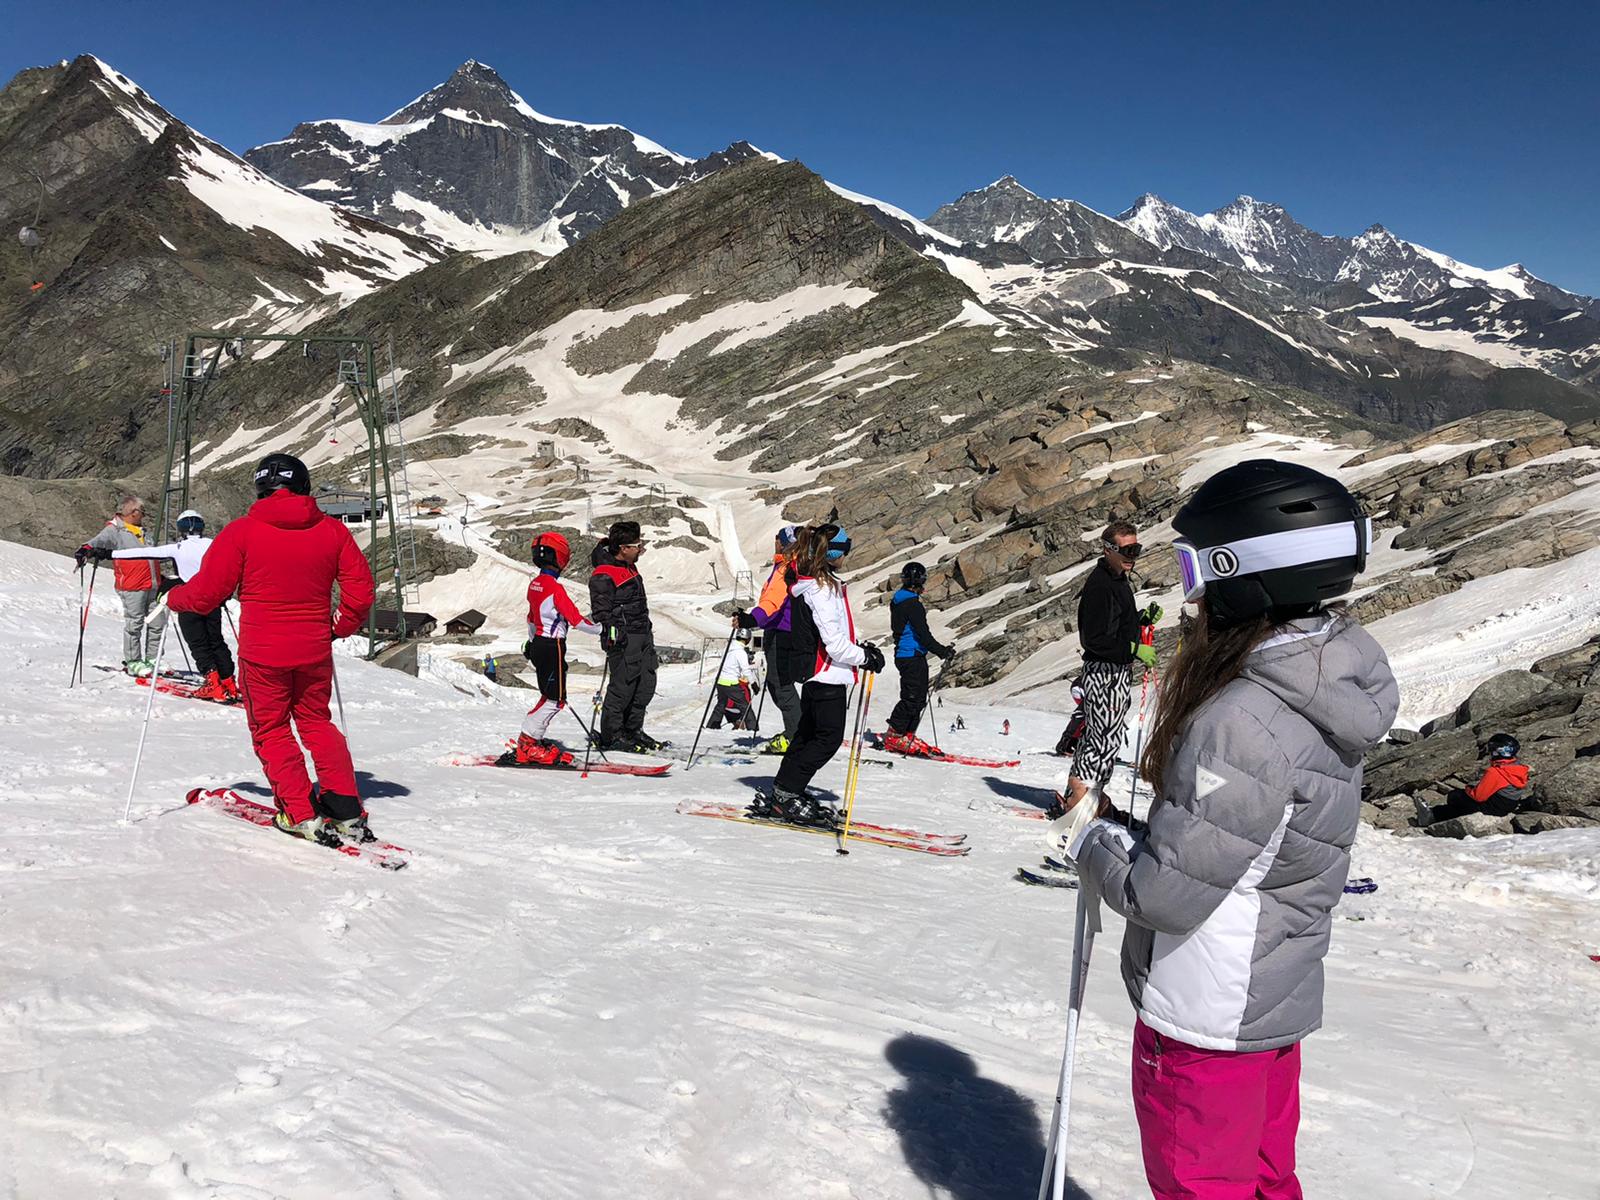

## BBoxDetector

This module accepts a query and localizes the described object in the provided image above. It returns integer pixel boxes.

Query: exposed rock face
[0,56,444,478]
[246,60,765,252]
[1362,636,1600,837]
[927,176,1163,264]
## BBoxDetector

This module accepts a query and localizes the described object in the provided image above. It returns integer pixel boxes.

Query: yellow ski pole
[836,673,875,856]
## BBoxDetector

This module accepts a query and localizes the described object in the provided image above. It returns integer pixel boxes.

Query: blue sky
[9,0,1597,295]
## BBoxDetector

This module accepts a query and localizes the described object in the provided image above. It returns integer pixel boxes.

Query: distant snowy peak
[51,56,444,296]
[1115,193,1592,312]
[925,175,1160,264]
[246,60,763,255]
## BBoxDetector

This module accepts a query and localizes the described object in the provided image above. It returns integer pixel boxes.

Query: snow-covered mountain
[245,60,769,254]
[0,55,447,476]
[1116,191,1595,313]
[925,176,1162,264]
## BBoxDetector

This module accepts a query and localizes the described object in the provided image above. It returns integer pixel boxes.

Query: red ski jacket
[1469,761,1529,803]
[168,491,375,667]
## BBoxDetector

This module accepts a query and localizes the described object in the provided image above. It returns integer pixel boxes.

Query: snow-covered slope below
[3,537,1597,1198]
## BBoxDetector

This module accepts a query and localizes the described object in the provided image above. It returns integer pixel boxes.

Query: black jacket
[589,543,654,643]
[1077,559,1138,665]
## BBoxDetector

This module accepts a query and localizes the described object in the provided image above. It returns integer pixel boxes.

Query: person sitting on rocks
[1416,733,1531,825]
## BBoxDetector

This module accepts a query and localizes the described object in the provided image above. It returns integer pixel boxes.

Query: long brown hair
[1140,604,1278,797]
[790,525,844,591]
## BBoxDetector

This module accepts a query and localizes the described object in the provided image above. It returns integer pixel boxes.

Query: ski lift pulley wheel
[18,225,43,249]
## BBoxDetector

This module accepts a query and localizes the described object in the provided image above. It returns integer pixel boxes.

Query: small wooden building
[446,609,487,636]
[371,608,437,639]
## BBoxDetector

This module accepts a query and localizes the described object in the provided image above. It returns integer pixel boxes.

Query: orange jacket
[1469,761,1529,803]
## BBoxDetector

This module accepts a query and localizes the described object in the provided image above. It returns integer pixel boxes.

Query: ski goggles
[1102,539,1143,560]
[1174,517,1372,603]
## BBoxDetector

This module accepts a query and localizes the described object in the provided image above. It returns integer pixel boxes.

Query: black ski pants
[773,681,848,796]
[707,682,754,729]
[886,654,929,735]
[178,607,234,678]
[1427,788,1531,824]
[764,635,802,740]
[601,633,657,744]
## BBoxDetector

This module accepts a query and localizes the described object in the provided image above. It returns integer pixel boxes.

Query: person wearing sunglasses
[1059,520,1153,815]
[1058,460,1398,1200]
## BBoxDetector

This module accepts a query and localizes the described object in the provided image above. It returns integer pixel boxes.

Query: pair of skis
[675,800,969,857]
[186,788,408,870]
[448,752,672,777]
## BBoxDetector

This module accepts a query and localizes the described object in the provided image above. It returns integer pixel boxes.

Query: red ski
[885,746,1020,769]
[135,676,240,705]
[449,753,671,777]
[185,788,407,870]
[968,799,1049,820]
[679,800,966,844]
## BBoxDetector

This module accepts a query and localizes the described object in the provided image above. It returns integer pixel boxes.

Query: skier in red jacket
[167,453,376,846]
[1417,732,1532,826]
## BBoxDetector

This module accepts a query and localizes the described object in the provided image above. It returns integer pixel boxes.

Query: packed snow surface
[3,537,1597,1198]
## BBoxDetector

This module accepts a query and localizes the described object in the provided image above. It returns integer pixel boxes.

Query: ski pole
[835,672,875,856]
[563,701,610,763]
[686,624,738,770]
[1038,885,1099,1200]
[580,656,610,779]
[122,600,173,822]
[70,559,99,688]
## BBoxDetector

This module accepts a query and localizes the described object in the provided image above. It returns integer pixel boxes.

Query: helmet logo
[1209,547,1240,577]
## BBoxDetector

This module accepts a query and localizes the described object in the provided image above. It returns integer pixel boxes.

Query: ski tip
[185,787,206,805]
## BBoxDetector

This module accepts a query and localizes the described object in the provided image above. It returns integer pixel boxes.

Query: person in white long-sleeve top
[113,509,237,701]
[749,524,884,826]
[706,629,758,730]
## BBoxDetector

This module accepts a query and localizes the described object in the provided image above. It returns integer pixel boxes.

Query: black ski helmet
[901,561,928,589]
[1485,732,1520,760]
[1172,460,1370,629]
[253,453,311,499]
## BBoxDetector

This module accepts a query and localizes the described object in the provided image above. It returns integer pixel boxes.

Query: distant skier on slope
[1056,460,1397,1200]
[75,495,167,676]
[589,521,665,753]
[734,525,803,754]
[881,561,954,756]
[167,454,376,846]
[705,629,757,731]
[1415,732,1532,826]
[112,509,238,702]
[510,532,599,766]
[748,524,884,826]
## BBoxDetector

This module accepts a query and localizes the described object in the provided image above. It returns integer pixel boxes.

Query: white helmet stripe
[1197,520,1369,583]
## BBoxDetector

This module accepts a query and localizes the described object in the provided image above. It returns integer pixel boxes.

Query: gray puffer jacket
[1075,615,1399,1052]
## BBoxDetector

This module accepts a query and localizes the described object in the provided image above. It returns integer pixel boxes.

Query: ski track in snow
[3,538,1597,1199]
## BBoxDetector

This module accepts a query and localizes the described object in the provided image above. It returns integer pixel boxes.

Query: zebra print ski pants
[1070,660,1134,788]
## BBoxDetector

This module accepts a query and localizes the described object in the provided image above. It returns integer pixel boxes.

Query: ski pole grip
[144,593,171,626]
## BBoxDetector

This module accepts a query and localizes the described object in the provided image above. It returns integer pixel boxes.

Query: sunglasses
[1103,540,1142,560]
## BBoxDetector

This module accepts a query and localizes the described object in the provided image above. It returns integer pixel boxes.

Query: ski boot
[747,785,803,821]
[220,676,242,701]
[314,790,373,842]
[273,811,342,848]
[761,734,790,756]
[883,731,934,757]
[787,794,837,829]
[126,659,154,678]
[514,735,572,767]
[194,670,229,701]
[632,731,669,752]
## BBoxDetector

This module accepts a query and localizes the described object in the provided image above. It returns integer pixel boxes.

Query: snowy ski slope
[2,537,1596,1199]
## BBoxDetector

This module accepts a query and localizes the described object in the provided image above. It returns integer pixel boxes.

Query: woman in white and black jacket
[749,524,884,826]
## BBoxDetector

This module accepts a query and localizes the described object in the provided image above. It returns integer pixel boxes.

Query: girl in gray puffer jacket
[1067,461,1400,1200]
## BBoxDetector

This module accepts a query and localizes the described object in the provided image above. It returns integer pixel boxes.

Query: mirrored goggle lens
[1104,540,1142,559]
[1175,543,1205,601]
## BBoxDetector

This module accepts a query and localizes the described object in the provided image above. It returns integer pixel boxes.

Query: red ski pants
[239,658,357,823]
[1132,1018,1303,1199]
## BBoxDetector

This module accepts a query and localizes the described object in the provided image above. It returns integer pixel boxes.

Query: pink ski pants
[1131,1018,1303,1199]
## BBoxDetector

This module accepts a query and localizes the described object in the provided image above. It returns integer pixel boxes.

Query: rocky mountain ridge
[245,60,769,254]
